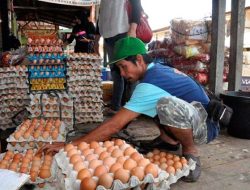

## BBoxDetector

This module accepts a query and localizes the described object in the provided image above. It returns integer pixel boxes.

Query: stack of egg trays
[67,54,103,124]
[27,91,74,130]
[0,66,30,130]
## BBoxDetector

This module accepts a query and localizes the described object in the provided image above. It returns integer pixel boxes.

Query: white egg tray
[0,151,58,184]
[7,122,67,143]
[54,148,196,190]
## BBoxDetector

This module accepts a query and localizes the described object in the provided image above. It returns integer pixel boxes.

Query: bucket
[220,91,250,139]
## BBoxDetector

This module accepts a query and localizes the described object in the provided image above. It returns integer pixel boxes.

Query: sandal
[182,154,201,182]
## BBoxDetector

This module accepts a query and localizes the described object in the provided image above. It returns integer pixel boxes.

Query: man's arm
[72,108,140,145]
[41,108,140,154]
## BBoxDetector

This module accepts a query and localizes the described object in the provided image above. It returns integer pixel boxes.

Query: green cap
[108,37,147,65]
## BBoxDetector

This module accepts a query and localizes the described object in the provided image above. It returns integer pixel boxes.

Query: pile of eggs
[11,118,62,141]
[145,149,188,175]
[0,149,53,185]
[61,139,161,190]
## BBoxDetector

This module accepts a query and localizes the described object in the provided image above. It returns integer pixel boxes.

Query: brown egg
[14,131,22,140]
[146,152,154,158]
[5,150,14,158]
[166,166,176,174]
[107,146,116,153]
[173,161,182,170]
[130,152,143,162]
[42,131,50,139]
[159,152,167,157]
[23,131,31,139]
[153,154,161,161]
[80,177,97,190]
[77,168,92,180]
[137,158,150,167]
[3,154,12,161]
[51,131,59,140]
[145,163,158,178]
[109,162,123,173]
[166,153,174,159]
[9,163,18,171]
[73,161,86,172]
[114,168,130,183]
[44,155,53,161]
[103,157,116,168]
[0,163,7,169]
[30,166,40,173]
[39,169,51,179]
[111,148,123,158]
[113,139,125,146]
[40,164,50,170]
[119,144,130,151]
[21,162,29,168]
[33,131,40,138]
[33,156,41,162]
[54,119,61,127]
[131,166,145,181]
[67,148,78,157]
[82,149,93,157]
[166,159,174,166]
[78,142,89,151]
[89,159,102,170]
[124,147,136,156]
[180,157,188,165]
[94,147,105,155]
[93,165,108,177]
[116,156,127,165]
[159,163,168,170]
[30,171,38,182]
[64,144,75,152]
[99,152,110,160]
[123,158,137,170]
[103,141,113,148]
[159,157,167,163]
[70,154,82,164]
[152,149,160,155]
[89,141,100,149]
[13,153,23,161]
[98,173,114,189]
[173,155,180,162]
[19,167,28,173]
[22,157,31,164]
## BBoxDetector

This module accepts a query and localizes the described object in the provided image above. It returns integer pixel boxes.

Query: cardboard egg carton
[54,140,173,190]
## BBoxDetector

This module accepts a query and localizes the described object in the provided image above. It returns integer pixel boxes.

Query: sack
[207,99,233,127]
[126,1,153,43]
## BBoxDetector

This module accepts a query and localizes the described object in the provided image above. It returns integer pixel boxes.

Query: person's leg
[105,42,124,111]
[156,96,208,182]
[104,33,128,111]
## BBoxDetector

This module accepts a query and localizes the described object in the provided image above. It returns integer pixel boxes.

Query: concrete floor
[171,129,250,190]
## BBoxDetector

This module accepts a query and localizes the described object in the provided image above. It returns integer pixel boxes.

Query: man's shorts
[156,96,209,144]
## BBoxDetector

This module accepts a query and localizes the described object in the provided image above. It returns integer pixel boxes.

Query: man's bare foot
[160,129,179,145]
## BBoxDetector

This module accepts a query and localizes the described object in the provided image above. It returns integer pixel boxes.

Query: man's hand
[37,142,65,156]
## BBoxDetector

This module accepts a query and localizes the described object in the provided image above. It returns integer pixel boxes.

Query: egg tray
[53,141,169,190]
[0,151,58,184]
[6,122,67,143]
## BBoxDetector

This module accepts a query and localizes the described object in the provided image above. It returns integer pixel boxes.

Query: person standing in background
[66,10,96,53]
[94,0,142,115]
